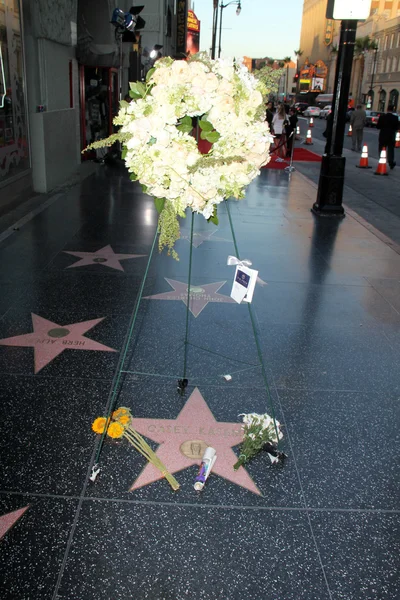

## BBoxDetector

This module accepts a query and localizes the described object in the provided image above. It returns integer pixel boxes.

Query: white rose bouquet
[84,54,272,258]
[234,412,285,470]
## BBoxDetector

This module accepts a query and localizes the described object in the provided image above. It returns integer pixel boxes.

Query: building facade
[298,0,341,94]
[355,1,400,112]
[1,0,180,214]
[298,0,400,110]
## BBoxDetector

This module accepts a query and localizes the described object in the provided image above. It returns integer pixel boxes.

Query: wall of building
[299,0,340,67]
[22,0,80,194]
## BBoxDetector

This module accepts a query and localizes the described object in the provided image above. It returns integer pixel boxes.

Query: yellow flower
[92,417,109,434]
[117,415,130,425]
[112,407,131,420]
[107,422,125,439]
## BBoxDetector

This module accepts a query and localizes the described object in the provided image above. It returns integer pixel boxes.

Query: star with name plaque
[130,387,261,495]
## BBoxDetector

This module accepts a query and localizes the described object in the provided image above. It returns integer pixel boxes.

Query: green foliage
[177,116,193,134]
[200,130,220,143]
[146,67,155,82]
[198,119,213,132]
[129,81,146,99]
[154,197,166,214]
[207,206,219,226]
[253,65,284,96]
[119,100,130,109]
[121,146,127,160]
[157,201,180,260]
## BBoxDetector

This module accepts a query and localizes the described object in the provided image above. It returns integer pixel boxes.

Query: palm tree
[283,56,291,100]
[267,58,275,68]
[354,37,378,103]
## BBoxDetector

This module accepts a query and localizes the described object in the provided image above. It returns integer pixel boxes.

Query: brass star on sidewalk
[130,387,261,495]
[144,278,236,317]
[0,314,116,373]
[63,244,146,271]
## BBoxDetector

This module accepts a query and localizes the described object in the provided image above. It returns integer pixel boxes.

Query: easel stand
[284,132,296,173]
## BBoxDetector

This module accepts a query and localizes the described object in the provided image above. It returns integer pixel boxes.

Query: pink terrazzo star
[181,230,230,248]
[130,387,261,495]
[0,314,117,373]
[63,245,146,271]
[144,278,236,317]
[0,506,29,540]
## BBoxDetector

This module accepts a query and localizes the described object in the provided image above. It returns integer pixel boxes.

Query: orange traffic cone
[309,117,314,128]
[396,131,400,148]
[374,148,388,176]
[295,125,300,140]
[347,124,352,136]
[356,144,371,169]
[305,129,313,145]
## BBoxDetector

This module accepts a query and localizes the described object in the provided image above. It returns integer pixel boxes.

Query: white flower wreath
[85,54,272,258]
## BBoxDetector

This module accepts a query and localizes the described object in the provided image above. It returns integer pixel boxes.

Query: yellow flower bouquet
[91,407,180,491]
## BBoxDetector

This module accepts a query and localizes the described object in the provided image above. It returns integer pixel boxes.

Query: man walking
[350,104,366,152]
[376,104,399,169]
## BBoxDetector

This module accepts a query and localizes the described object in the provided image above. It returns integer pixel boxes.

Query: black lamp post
[313,1,371,217]
[218,1,241,59]
[313,20,357,216]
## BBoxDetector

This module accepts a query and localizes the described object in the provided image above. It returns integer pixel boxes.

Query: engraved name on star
[0,314,117,373]
[63,244,146,271]
[130,387,261,495]
[144,278,236,317]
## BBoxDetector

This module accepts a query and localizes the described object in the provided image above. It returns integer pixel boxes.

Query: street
[284,116,400,247]
[298,116,382,158]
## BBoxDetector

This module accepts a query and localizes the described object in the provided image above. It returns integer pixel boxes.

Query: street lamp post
[218,1,241,59]
[312,19,357,217]
[368,47,378,108]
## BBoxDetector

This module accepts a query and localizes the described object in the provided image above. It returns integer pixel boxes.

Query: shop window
[0,0,29,188]
[389,89,399,111]
[378,89,387,112]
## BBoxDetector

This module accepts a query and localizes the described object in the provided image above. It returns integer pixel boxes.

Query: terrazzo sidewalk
[0,163,399,599]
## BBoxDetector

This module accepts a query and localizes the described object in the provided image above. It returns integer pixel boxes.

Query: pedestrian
[350,104,366,152]
[285,107,298,157]
[272,104,289,158]
[376,104,399,169]
[265,101,274,133]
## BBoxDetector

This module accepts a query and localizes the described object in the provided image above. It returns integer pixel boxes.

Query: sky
[192,0,304,61]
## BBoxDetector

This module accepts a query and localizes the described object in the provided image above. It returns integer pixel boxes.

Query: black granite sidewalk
[0,164,399,600]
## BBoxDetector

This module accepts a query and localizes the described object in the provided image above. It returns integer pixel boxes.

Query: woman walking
[272,104,288,158]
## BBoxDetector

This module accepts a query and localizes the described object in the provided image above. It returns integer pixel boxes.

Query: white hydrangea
[87,54,272,254]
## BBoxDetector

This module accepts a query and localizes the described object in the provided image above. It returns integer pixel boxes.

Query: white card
[230,265,258,304]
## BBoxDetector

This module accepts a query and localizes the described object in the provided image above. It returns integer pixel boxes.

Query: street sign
[326,0,371,20]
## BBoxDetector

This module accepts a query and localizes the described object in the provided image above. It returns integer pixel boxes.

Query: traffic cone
[305,129,313,145]
[374,148,388,176]
[295,125,300,140]
[347,124,352,136]
[395,131,400,148]
[309,117,314,128]
[356,144,371,169]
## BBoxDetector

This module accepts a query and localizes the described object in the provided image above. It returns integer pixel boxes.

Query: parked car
[319,105,332,119]
[294,102,309,115]
[303,106,321,118]
[365,110,380,127]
